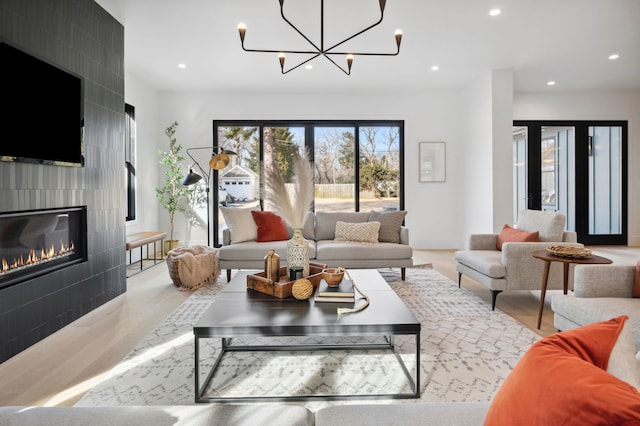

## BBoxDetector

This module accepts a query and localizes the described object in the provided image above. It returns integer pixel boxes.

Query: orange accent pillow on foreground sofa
[251,211,288,242]
[496,224,539,250]
[485,316,640,425]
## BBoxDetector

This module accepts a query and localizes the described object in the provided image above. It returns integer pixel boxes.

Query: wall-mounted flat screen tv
[0,41,84,167]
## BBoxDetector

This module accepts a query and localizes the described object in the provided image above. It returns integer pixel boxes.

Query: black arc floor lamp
[182,146,237,246]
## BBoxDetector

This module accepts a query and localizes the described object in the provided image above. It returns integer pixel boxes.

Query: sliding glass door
[588,125,624,238]
[213,120,404,246]
[513,121,627,245]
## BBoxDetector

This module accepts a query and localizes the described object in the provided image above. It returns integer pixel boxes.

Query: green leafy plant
[156,121,192,242]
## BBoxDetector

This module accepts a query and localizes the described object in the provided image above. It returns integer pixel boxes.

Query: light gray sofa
[219,211,413,281]
[0,402,490,425]
[552,264,640,350]
[455,209,581,310]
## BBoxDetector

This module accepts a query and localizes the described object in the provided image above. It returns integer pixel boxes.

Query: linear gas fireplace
[0,206,87,290]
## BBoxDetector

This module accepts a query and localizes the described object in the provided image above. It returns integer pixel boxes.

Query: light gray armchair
[455,209,581,310]
[552,264,640,349]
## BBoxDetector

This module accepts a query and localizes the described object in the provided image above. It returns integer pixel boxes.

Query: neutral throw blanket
[166,245,220,291]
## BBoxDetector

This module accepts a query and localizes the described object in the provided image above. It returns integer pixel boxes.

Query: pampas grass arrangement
[265,149,314,229]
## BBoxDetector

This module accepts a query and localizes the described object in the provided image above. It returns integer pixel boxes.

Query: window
[125,103,136,221]
[212,120,404,246]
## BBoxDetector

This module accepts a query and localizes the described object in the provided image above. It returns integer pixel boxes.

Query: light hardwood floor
[0,247,637,407]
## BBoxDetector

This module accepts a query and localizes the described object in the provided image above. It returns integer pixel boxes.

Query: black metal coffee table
[194,269,421,402]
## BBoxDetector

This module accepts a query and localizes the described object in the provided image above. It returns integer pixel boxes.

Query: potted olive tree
[156,121,192,253]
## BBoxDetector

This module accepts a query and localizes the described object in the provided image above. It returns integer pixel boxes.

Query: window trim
[212,120,405,247]
[125,103,136,222]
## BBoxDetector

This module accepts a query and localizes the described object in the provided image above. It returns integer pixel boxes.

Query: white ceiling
[96,0,640,94]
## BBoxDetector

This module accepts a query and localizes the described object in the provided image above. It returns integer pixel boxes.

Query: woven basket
[545,245,593,258]
[166,245,220,291]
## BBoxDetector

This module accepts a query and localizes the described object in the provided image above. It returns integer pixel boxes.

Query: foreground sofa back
[0,402,490,426]
[0,405,313,426]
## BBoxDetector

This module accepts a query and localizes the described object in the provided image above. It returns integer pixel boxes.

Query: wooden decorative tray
[247,262,327,299]
[545,245,593,258]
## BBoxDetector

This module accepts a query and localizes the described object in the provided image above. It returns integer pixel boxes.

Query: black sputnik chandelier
[237,0,403,75]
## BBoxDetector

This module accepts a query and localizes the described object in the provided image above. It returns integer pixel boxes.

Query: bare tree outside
[359,126,400,202]
[314,128,354,185]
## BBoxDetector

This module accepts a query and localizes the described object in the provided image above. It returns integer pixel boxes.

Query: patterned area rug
[76,266,539,410]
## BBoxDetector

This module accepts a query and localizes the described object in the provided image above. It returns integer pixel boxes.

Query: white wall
[125,78,640,251]
[459,73,494,240]
[153,89,466,249]
[124,72,161,237]
[514,91,640,246]
[492,70,515,232]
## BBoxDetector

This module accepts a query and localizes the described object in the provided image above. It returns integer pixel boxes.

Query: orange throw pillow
[496,224,539,250]
[251,211,288,242]
[485,316,640,425]
[633,261,640,298]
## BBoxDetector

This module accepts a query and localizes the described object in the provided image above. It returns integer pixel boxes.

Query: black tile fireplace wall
[0,0,125,363]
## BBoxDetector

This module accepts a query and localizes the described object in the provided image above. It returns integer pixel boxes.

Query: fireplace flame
[1,241,76,275]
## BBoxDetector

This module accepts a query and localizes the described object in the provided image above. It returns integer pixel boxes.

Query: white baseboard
[628,235,640,247]
[411,239,463,250]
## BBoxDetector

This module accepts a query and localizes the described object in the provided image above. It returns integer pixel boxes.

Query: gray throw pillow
[516,209,565,242]
[369,211,407,243]
[315,211,370,240]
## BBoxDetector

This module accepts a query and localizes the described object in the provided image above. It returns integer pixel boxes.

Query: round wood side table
[531,249,612,329]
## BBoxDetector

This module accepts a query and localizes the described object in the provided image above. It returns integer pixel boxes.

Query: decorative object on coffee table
[314,277,355,304]
[264,249,280,283]
[337,269,370,316]
[292,278,314,300]
[322,267,345,287]
[265,149,314,276]
[287,228,310,277]
[246,261,326,298]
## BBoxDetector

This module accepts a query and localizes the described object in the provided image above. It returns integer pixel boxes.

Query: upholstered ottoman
[166,245,220,290]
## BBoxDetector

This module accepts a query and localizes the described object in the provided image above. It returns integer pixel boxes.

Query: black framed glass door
[513,120,627,245]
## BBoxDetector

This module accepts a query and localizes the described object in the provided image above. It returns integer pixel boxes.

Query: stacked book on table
[314,279,355,303]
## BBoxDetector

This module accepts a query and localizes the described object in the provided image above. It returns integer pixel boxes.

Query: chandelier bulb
[238,23,246,43]
[279,52,286,73]
[394,29,403,48]
[346,54,354,72]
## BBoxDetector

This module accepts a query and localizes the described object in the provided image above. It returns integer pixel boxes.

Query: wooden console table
[531,249,612,329]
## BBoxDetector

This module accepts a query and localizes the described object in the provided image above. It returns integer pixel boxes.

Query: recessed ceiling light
[431,65,439,71]
[305,64,313,70]
[547,81,556,86]
[489,8,502,16]
[178,63,187,69]
[608,53,620,60]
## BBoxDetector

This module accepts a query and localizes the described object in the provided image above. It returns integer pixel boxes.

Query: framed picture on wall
[419,142,446,182]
